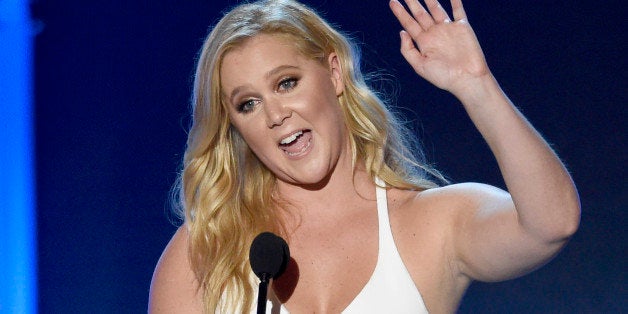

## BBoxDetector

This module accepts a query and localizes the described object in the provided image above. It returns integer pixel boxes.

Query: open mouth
[279,129,312,156]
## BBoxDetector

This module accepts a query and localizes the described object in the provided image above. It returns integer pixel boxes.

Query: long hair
[176,0,443,312]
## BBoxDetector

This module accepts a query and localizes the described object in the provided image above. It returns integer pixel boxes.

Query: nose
[264,100,292,128]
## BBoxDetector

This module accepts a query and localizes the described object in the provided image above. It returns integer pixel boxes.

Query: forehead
[220,34,314,87]
[229,34,294,56]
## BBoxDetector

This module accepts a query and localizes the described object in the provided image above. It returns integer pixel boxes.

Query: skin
[149,0,581,313]
[220,35,348,189]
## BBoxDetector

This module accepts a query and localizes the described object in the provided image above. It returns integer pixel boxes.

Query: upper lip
[278,129,307,145]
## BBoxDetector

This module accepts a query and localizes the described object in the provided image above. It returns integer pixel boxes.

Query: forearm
[454,74,581,242]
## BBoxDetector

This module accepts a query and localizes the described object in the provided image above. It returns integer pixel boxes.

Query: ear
[327,52,344,96]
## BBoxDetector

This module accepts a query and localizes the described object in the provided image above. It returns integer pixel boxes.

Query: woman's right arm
[149,226,203,313]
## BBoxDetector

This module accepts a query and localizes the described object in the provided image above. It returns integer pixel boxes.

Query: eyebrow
[228,64,300,104]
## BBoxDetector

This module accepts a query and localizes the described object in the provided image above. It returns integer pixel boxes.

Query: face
[220,34,347,186]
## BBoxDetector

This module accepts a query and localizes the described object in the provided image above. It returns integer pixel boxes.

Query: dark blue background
[34,1,625,312]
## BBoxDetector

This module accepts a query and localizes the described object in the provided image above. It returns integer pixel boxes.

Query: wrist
[450,72,502,107]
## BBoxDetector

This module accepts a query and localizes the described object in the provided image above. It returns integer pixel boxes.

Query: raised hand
[389,0,490,96]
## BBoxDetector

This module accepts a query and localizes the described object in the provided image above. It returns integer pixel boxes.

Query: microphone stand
[256,273,271,314]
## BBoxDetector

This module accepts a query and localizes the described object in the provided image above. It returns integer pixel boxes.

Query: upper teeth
[280,131,303,145]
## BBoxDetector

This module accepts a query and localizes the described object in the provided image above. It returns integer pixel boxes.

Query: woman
[149,0,581,312]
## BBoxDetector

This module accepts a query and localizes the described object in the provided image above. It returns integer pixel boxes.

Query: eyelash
[277,77,298,92]
[237,99,259,113]
[236,77,299,114]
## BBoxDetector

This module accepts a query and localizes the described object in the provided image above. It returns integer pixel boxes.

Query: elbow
[548,181,582,243]
[554,212,580,244]
[561,189,581,238]
[561,179,582,239]
[563,205,581,240]
[540,168,582,242]
[546,196,582,244]
[521,195,581,245]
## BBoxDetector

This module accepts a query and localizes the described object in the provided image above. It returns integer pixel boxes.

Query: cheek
[230,119,268,154]
[299,81,341,116]
[310,92,344,126]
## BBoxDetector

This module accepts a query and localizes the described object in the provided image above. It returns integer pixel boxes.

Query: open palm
[389,0,491,96]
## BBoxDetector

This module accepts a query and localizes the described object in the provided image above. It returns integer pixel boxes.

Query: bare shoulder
[149,226,203,313]
[418,182,510,202]
[404,183,515,237]
[391,182,511,220]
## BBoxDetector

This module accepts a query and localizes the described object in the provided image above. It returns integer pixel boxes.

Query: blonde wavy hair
[177,0,443,312]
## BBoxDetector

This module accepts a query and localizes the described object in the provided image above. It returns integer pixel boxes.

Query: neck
[276,160,375,216]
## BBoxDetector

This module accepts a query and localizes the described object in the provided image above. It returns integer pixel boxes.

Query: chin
[285,168,334,190]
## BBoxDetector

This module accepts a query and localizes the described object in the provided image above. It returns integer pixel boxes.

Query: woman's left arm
[390,0,580,281]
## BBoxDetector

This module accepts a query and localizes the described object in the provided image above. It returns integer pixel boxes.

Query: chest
[273,207,378,313]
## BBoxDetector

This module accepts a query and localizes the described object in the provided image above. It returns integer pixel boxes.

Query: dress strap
[374,177,394,261]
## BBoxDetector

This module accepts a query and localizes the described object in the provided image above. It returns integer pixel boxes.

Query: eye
[237,98,260,113]
[277,77,298,92]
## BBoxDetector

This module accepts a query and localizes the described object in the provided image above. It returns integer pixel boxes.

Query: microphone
[249,232,290,314]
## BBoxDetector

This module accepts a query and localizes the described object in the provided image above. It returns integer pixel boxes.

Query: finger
[399,30,425,74]
[390,0,425,38]
[400,0,435,30]
[450,0,467,21]
[424,0,452,23]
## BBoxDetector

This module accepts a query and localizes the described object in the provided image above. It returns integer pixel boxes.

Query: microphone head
[249,232,290,279]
